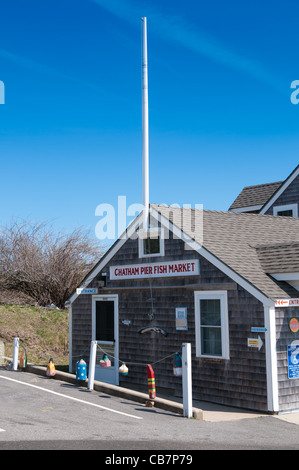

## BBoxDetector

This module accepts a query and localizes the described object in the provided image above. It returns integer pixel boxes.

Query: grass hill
[0,290,69,368]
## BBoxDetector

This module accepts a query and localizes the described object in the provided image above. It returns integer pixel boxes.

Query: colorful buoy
[119,363,128,375]
[46,358,56,377]
[76,358,87,380]
[173,353,182,376]
[147,364,156,399]
[19,347,27,369]
[100,354,111,367]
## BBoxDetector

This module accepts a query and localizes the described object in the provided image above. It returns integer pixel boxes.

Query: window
[143,237,160,255]
[138,228,165,258]
[194,291,229,359]
[273,204,298,218]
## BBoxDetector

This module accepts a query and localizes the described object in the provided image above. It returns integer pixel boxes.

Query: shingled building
[68,204,299,414]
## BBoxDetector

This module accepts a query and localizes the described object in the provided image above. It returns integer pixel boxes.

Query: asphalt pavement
[0,365,298,450]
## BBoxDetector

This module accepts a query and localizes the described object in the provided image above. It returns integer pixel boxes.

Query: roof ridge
[241,181,283,190]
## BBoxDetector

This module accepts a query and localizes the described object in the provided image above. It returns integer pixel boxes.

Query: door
[92,295,119,385]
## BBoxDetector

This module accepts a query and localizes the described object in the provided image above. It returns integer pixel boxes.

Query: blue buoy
[76,358,87,381]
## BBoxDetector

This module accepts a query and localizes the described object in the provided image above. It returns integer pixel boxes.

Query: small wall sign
[275,299,299,307]
[76,288,98,294]
[289,318,299,333]
[175,307,188,331]
[287,344,299,379]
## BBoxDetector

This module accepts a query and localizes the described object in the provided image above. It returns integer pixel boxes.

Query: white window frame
[194,290,230,359]
[273,203,298,217]
[138,228,165,258]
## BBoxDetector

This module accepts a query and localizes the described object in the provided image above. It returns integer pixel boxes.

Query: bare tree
[0,220,105,308]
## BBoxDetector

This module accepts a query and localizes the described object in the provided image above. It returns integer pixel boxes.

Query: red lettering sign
[110,259,199,280]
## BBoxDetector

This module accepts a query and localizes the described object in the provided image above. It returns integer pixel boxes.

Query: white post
[12,337,19,371]
[0,340,4,365]
[88,340,97,390]
[141,17,149,229]
[182,343,192,418]
[68,306,72,373]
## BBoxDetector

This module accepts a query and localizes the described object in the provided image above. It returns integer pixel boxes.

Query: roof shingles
[152,204,299,301]
[229,181,283,210]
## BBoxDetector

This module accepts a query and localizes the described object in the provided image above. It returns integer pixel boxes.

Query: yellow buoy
[46,358,56,377]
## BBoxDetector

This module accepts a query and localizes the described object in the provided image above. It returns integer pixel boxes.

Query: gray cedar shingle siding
[276,306,299,412]
[72,232,269,411]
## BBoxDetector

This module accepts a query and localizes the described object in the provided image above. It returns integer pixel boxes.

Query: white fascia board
[271,273,299,291]
[68,211,144,304]
[150,207,275,307]
[260,166,299,214]
[271,273,299,281]
[229,205,262,213]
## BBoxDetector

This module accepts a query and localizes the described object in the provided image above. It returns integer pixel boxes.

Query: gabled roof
[260,164,299,214]
[152,204,299,302]
[69,205,299,305]
[229,164,299,213]
[229,181,283,211]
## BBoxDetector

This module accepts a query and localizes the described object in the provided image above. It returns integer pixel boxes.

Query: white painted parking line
[0,429,5,433]
[0,375,142,420]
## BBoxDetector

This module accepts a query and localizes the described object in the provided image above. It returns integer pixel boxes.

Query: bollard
[12,337,19,371]
[88,341,97,390]
[182,343,192,418]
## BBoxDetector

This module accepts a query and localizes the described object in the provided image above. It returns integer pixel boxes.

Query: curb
[24,364,203,420]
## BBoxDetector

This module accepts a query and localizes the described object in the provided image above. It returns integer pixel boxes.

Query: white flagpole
[142,17,149,230]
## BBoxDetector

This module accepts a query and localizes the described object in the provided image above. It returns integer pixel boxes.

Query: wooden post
[182,343,192,418]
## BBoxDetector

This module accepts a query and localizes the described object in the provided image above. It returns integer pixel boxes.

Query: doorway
[92,295,119,385]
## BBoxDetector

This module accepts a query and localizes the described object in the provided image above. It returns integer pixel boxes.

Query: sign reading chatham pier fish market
[110,259,199,280]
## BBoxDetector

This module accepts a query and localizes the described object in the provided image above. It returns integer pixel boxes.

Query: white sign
[76,288,98,294]
[175,307,188,331]
[275,299,299,307]
[247,336,263,350]
[110,259,199,280]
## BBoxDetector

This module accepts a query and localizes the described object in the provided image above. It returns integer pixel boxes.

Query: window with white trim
[138,228,165,258]
[194,291,229,359]
[273,203,298,217]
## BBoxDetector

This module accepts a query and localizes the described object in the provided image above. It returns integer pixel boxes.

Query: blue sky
[0,0,299,245]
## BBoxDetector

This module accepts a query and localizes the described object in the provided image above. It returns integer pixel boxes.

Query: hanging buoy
[173,353,182,376]
[119,363,128,375]
[46,358,56,377]
[147,364,156,399]
[19,347,27,369]
[76,358,87,380]
[100,354,111,367]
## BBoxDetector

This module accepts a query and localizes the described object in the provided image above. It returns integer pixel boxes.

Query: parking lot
[0,368,299,450]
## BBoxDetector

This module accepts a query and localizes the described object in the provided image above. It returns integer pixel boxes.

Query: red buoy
[147,364,156,399]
